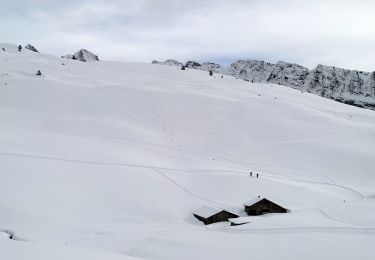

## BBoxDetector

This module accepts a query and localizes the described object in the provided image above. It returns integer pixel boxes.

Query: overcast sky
[1,0,375,71]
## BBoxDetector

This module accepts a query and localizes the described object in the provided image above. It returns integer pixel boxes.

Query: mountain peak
[62,49,100,62]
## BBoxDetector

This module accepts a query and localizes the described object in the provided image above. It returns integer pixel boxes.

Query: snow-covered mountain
[153,59,375,110]
[1,43,375,260]
[62,49,100,62]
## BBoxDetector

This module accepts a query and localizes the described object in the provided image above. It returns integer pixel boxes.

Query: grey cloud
[1,0,375,71]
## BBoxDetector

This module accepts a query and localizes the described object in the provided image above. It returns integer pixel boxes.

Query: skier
[256,173,259,178]
[18,45,22,52]
[250,172,252,177]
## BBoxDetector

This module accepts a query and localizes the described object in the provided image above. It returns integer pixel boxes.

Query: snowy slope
[1,43,375,260]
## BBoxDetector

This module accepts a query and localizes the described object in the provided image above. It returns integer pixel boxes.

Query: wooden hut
[244,197,288,216]
[193,206,239,225]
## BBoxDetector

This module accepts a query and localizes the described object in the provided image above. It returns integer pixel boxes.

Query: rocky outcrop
[152,59,222,72]
[25,44,39,53]
[185,61,201,69]
[200,62,223,73]
[62,49,99,62]
[152,59,183,67]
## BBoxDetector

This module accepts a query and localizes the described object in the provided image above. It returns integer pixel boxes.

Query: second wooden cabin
[193,206,239,225]
[244,197,288,216]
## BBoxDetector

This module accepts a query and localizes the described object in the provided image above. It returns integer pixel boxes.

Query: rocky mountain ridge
[153,59,375,110]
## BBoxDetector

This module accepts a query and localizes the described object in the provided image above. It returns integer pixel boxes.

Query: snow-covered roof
[244,197,286,208]
[193,206,223,218]
[244,197,266,206]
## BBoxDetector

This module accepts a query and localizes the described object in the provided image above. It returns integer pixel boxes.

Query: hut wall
[245,200,287,216]
[206,211,238,225]
[193,214,208,225]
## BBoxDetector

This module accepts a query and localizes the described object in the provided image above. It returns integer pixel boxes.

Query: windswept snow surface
[1,43,375,260]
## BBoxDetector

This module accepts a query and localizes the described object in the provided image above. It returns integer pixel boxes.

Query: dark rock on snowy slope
[225,60,375,110]
[185,61,201,69]
[200,62,223,73]
[154,60,222,73]
[62,49,99,62]
[25,44,39,53]
[152,59,183,67]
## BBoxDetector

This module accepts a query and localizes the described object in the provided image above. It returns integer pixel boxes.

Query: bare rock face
[226,60,274,82]
[62,49,99,62]
[152,59,183,67]
[267,61,310,88]
[185,61,201,69]
[200,62,222,73]
[25,44,39,53]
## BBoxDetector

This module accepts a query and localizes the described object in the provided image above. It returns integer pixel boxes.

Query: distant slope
[226,60,375,110]
[153,59,375,110]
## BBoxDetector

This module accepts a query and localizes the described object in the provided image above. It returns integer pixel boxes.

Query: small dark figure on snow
[18,45,22,52]
[71,55,77,60]
[209,70,213,76]
[36,70,42,76]
[181,65,185,70]
[2,48,5,51]
[256,173,259,178]
[221,75,224,78]
[250,172,252,177]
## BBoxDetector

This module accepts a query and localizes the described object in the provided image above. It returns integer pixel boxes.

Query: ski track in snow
[0,151,364,203]
[316,209,369,228]
[152,168,229,208]
[262,173,365,199]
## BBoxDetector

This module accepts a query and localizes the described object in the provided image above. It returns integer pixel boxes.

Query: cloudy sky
[1,0,375,71]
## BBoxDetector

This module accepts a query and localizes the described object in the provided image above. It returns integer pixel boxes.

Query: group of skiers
[249,171,259,178]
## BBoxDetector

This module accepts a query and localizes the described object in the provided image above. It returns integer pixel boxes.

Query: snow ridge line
[262,173,365,199]
[0,152,243,174]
